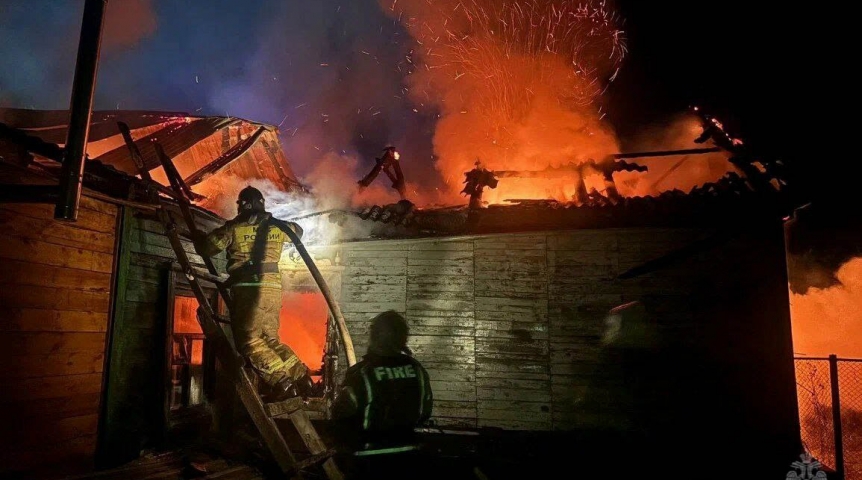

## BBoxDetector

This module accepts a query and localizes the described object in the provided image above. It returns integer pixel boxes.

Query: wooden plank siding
[98,209,226,469]
[407,241,476,428]
[286,221,798,473]
[0,198,118,477]
[332,236,558,430]
[473,235,551,430]
[331,229,729,432]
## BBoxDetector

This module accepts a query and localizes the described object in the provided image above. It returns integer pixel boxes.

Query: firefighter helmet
[369,310,409,355]
[237,186,265,212]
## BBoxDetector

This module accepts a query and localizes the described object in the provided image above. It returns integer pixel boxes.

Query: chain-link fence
[839,360,862,479]
[795,356,862,480]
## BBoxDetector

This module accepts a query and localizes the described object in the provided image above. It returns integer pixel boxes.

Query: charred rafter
[184,126,267,187]
[0,122,65,162]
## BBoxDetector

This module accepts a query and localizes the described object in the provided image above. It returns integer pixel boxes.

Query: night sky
[0,0,827,204]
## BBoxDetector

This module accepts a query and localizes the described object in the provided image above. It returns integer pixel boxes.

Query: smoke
[0,1,159,109]
[613,112,738,197]
[103,0,158,52]
[0,3,80,108]
[197,150,412,246]
[378,0,626,203]
[305,153,385,210]
[790,257,862,358]
[202,0,440,184]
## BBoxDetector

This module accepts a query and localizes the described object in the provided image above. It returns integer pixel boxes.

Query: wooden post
[829,354,844,479]
[55,0,106,221]
[95,205,133,468]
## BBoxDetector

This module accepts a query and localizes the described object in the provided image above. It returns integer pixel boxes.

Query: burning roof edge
[0,107,279,145]
[328,173,796,243]
[0,116,228,224]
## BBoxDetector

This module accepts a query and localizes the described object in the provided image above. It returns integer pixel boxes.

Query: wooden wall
[327,226,800,465]
[98,208,225,469]
[0,198,118,478]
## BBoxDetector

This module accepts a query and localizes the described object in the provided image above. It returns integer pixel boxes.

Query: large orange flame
[790,257,862,358]
[278,291,329,372]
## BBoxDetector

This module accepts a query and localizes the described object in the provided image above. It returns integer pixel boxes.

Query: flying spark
[404,0,626,118]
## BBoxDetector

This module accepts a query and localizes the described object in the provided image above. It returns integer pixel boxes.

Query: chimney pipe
[54,0,106,221]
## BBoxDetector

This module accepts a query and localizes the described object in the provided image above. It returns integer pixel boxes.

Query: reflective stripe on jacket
[331,352,433,449]
[203,212,302,286]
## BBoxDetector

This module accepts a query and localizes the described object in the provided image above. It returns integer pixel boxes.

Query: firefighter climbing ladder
[118,122,352,480]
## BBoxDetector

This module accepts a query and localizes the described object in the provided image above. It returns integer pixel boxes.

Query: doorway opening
[279,290,329,379]
[169,295,210,410]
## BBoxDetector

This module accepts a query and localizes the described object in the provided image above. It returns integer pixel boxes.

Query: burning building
[0,108,309,477]
[0,97,812,479]
[277,151,802,475]
[0,0,832,475]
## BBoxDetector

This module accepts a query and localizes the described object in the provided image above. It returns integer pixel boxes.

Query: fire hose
[276,222,357,366]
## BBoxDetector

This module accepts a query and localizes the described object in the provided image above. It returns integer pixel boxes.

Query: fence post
[829,354,844,479]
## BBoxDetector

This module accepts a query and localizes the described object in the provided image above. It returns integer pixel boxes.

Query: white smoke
[197,152,383,247]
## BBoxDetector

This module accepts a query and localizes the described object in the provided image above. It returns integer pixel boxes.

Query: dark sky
[0,0,827,204]
[608,1,805,157]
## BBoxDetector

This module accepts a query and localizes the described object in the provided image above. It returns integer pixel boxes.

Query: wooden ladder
[118,122,344,480]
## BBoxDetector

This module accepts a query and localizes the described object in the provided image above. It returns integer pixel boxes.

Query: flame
[381,1,738,206]
[382,0,626,204]
[172,296,204,365]
[170,286,329,371]
[278,291,329,372]
[791,257,862,479]
[790,257,862,358]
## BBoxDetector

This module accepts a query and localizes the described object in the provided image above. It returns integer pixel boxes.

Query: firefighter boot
[269,376,300,402]
[293,373,325,399]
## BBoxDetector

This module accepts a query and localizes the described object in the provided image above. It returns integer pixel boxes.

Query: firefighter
[329,310,433,479]
[357,146,407,200]
[201,186,320,401]
[461,160,499,210]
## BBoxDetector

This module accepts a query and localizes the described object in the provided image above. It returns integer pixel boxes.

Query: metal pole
[54,0,107,221]
[829,354,845,479]
[611,147,721,160]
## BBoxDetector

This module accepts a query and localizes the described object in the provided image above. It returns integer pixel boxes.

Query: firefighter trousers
[230,286,307,387]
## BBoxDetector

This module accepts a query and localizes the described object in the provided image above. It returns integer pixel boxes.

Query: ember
[385,0,625,203]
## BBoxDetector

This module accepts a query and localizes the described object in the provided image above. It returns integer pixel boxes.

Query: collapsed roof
[1,107,797,244]
[327,136,795,241]
[334,179,792,242]
[0,108,306,207]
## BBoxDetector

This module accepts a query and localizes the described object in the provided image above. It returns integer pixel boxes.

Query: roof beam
[94,117,240,173]
[183,126,266,186]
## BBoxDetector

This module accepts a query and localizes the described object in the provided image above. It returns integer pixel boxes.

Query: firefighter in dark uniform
[201,186,320,400]
[329,310,433,479]
[461,160,498,210]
